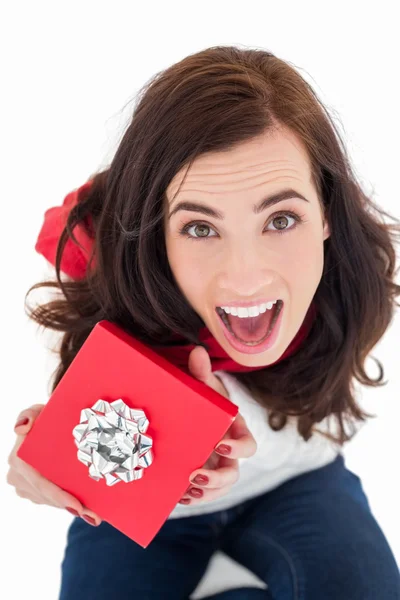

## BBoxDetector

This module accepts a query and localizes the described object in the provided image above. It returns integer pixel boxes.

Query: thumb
[188,345,212,384]
[188,346,229,398]
[14,404,45,435]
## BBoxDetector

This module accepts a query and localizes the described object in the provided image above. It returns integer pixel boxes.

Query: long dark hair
[25,45,400,444]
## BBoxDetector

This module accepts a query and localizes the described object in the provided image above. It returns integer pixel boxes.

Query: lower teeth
[219,302,282,346]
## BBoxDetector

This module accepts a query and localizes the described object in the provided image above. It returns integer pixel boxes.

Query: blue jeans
[59,455,400,599]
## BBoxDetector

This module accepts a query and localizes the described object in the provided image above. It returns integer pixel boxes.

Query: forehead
[166,126,314,202]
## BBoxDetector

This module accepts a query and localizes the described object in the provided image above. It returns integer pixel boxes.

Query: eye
[266,212,301,235]
[178,210,305,241]
[179,222,218,240]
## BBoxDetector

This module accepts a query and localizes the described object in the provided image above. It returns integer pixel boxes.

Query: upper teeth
[220,300,278,318]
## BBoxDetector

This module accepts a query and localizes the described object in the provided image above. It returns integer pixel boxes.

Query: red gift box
[17,320,238,548]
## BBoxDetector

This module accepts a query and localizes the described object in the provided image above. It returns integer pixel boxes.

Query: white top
[168,370,342,519]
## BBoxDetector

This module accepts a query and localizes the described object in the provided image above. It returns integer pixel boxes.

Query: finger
[214,414,257,459]
[31,472,101,523]
[6,469,43,502]
[33,475,102,525]
[7,467,59,506]
[187,346,211,384]
[10,455,102,525]
[8,433,103,525]
[6,466,29,489]
[10,456,81,510]
[15,489,44,504]
[228,413,254,440]
[32,474,102,524]
[180,483,235,505]
[13,404,45,435]
[214,434,257,459]
[10,470,100,523]
[189,460,239,490]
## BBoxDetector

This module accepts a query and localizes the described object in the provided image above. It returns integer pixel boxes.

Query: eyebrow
[168,187,310,220]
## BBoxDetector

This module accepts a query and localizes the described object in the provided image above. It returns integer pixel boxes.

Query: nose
[218,242,278,296]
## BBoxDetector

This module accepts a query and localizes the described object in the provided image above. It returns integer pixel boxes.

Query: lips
[216,300,283,344]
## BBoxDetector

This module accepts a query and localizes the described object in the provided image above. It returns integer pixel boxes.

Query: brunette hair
[25,45,400,444]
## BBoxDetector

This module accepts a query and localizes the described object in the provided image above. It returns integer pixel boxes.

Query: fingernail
[189,488,203,498]
[82,514,98,526]
[191,475,209,486]
[179,498,191,504]
[216,444,231,455]
[14,417,29,429]
[66,507,80,517]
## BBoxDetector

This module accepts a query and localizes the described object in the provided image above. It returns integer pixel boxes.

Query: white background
[1,1,399,598]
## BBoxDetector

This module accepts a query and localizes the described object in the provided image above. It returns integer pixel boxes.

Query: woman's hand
[6,404,102,526]
[180,346,257,505]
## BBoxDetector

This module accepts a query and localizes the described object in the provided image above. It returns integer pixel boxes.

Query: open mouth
[215,300,283,346]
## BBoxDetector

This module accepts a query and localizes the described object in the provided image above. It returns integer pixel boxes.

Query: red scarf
[35,181,317,373]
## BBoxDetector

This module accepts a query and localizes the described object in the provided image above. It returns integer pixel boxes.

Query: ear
[323,217,330,241]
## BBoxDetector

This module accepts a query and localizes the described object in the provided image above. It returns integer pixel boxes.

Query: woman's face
[164,125,330,367]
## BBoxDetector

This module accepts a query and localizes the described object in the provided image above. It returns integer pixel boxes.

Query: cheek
[166,240,211,306]
[284,230,325,293]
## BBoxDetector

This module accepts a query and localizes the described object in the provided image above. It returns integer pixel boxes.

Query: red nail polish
[216,444,231,455]
[189,488,203,498]
[179,498,191,504]
[66,507,80,517]
[14,417,29,429]
[82,514,97,526]
[192,475,209,486]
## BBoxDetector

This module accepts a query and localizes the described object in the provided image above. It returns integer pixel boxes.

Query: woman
[7,45,400,599]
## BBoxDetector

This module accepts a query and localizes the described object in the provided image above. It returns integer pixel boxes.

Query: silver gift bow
[72,399,154,486]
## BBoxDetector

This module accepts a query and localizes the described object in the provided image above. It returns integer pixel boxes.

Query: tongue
[227,309,274,342]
